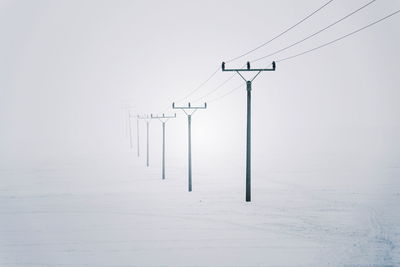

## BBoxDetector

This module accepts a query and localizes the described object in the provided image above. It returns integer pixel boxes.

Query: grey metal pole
[128,115,133,149]
[137,118,140,157]
[150,113,175,179]
[222,61,275,202]
[188,114,192,192]
[162,121,166,180]
[146,120,149,167]
[246,81,252,202]
[172,103,206,192]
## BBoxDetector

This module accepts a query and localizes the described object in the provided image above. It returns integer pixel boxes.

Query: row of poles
[128,61,276,202]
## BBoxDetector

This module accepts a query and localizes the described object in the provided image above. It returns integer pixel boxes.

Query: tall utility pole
[173,102,207,192]
[150,113,177,180]
[138,115,151,167]
[222,61,276,202]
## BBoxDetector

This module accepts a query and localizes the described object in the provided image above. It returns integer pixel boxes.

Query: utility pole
[150,113,177,180]
[173,102,207,192]
[222,61,276,202]
[136,115,140,157]
[138,115,151,167]
[122,104,135,146]
[128,111,134,149]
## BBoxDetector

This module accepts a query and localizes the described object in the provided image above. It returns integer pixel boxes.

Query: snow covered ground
[0,153,399,267]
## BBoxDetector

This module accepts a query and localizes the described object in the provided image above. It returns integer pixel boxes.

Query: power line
[206,8,400,105]
[251,0,377,63]
[167,0,336,109]
[189,63,249,102]
[225,0,335,63]
[162,66,219,112]
[193,0,371,104]
[208,82,244,103]
[168,3,399,110]
[192,72,237,102]
[277,8,400,63]
[174,66,220,104]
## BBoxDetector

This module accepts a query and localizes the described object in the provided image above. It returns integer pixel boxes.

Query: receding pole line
[151,113,177,180]
[222,61,276,202]
[173,102,207,192]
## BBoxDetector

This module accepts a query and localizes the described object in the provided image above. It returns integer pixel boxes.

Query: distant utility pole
[173,102,207,192]
[138,115,151,167]
[122,104,135,143]
[222,61,276,202]
[128,111,134,149]
[150,113,176,180]
[136,115,140,157]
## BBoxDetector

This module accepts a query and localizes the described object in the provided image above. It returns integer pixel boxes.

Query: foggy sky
[1,0,399,182]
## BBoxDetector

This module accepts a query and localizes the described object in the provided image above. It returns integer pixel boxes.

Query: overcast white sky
[0,0,399,181]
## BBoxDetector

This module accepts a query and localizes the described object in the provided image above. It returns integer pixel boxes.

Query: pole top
[221,61,276,72]
[172,102,207,110]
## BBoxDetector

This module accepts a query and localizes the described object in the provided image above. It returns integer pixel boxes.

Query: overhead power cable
[225,0,335,63]
[168,0,335,109]
[208,83,244,103]
[277,8,400,62]
[207,8,400,105]
[162,68,218,111]
[198,0,371,102]
[173,66,220,104]
[192,73,237,103]
[189,63,248,102]
[251,0,376,63]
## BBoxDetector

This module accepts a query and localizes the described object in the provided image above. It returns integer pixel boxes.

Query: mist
[1,0,400,266]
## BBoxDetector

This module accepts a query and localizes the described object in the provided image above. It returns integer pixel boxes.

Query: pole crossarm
[137,114,150,120]
[172,102,207,110]
[151,113,177,122]
[172,102,207,116]
[222,61,276,72]
[150,113,177,119]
